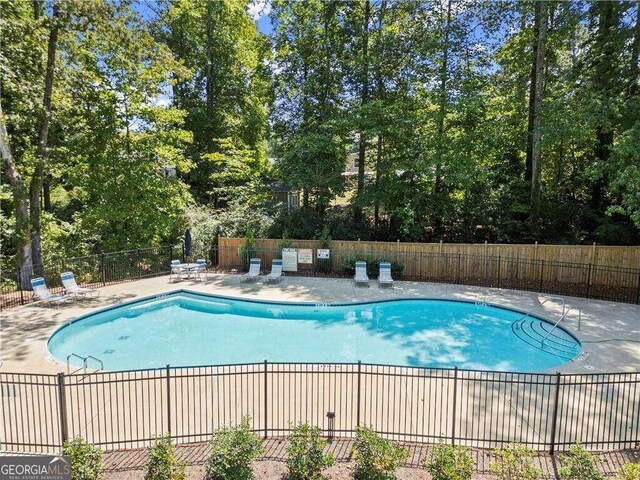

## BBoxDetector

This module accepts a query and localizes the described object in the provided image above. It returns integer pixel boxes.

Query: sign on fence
[298,249,313,264]
[317,249,330,259]
[282,248,298,272]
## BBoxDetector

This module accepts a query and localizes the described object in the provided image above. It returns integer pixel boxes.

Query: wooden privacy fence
[1,366,638,455]
[215,238,640,304]
[220,238,640,269]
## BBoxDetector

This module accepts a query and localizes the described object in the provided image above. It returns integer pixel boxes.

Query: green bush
[339,255,404,279]
[144,435,186,480]
[286,423,335,480]
[61,437,103,480]
[490,443,540,480]
[238,230,257,270]
[558,444,604,480]
[617,463,640,480]
[426,442,474,480]
[205,416,263,480]
[352,426,408,480]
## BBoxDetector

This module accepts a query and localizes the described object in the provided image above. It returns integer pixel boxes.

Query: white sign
[317,249,331,259]
[298,248,313,264]
[282,248,298,272]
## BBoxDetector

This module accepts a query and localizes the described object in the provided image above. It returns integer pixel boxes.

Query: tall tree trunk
[355,0,371,222]
[1,101,33,287]
[433,0,452,238]
[590,2,620,213]
[373,0,386,233]
[30,3,60,275]
[205,0,215,150]
[628,3,640,101]
[526,0,548,223]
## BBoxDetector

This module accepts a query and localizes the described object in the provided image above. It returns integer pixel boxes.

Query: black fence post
[356,361,362,428]
[636,270,640,305]
[451,367,459,445]
[497,255,501,289]
[263,360,268,439]
[137,249,141,279]
[166,364,171,435]
[549,372,561,454]
[539,260,544,292]
[101,252,106,286]
[457,253,461,284]
[17,267,25,305]
[57,372,69,444]
[586,263,593,298]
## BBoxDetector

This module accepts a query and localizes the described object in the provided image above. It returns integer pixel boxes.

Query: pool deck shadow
[1,273,638,374]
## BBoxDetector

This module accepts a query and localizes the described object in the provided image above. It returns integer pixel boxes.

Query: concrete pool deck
[1,273,638,374]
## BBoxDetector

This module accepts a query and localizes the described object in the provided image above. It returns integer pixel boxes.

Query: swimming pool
[48,291,581,372]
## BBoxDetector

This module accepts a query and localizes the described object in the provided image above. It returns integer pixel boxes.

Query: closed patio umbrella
[185,229,192,259]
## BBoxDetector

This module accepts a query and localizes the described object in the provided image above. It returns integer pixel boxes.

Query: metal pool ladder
[513,295,566,330]
[541,306,582,346]
[66,353,104,375]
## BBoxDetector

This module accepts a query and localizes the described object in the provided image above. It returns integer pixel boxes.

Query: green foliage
[318,226,333,249]
[426,442,474,480]
[205,416,263,480]
[239,229,257,269]
[558,444,604,480]
[340,255,404,279]
[144,435,186,480]
[286,423,336,480]
[61,437,103,480]
[352,426,409,480]
[617,463,640,480]
[490,443,540,480]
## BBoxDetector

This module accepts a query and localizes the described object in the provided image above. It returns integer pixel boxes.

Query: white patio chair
[264,259,284,283]
[195,258,207,279]
[354,261,370,287]
[378,262,394,288]
[241,258,262,282]
[60,272,99,297]
[169,259,185,282]
[30,277,70,306]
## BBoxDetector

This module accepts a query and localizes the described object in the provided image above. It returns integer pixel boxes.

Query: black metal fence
[1,364,638,455]
[0,246,180,310]
[213,245,640,305]
[2,243,640,310]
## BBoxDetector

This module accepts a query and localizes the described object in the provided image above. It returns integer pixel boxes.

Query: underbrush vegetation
[286,423,336,479]
[205,416,263,480]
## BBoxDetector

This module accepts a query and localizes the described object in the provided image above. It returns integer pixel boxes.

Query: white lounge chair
[354,261,370,287]
[378,262,394,288]
[30,277,70,306]
[60,272,99,297]
[195,258,207,279]
[264,259,284,283]
[169,259,185,282]
[241,258,262,282]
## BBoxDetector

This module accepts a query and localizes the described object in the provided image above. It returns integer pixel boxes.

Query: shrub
[286,423,335,480]
[61,437,103,480]
[490,443,540,480]
[238,230,257,270]
[426,442,474,480]
[618,463,640,480]
[205,416,263,480]
[144,435,186,480]
[352,426,408,480]
[558,444,604,480]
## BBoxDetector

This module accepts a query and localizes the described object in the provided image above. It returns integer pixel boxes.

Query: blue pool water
[48,291,581,372]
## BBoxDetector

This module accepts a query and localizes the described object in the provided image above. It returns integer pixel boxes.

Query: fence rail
[212,244,640,305]
[1,365,638,455]
[3,242,640,309]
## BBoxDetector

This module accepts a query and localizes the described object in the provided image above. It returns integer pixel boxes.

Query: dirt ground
[100,438,640,480]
